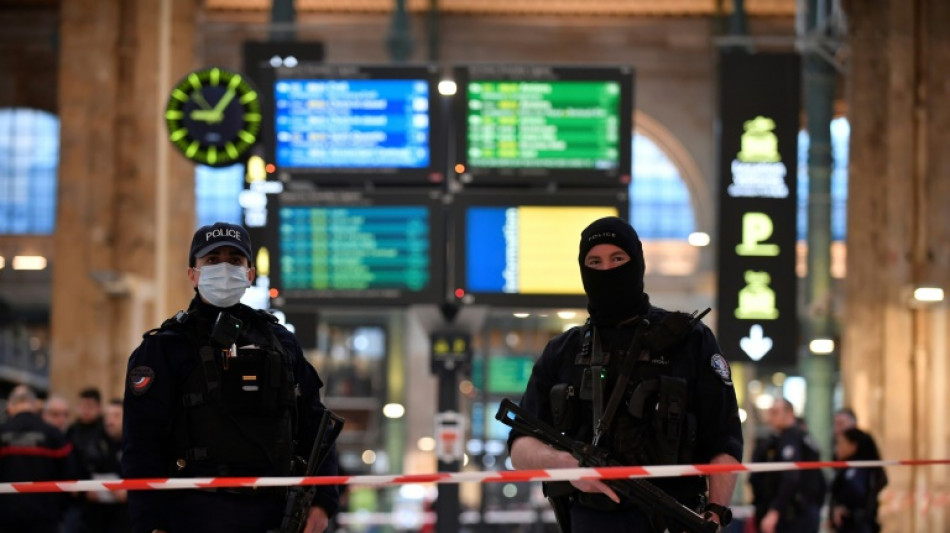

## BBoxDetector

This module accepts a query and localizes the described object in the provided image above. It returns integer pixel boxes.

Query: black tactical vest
[555,311,699,467]
[158,308,297,477]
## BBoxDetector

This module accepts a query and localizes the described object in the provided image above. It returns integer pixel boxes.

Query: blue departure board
[268,191,445,305]
[274,79,431,169]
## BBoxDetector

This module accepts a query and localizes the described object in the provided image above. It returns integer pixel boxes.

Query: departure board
[454,65,633,187]
[262,64,445,185]
[452,190,628,306]
[466,81,620,169]
[269,190,445,305]
[275,79,431,168]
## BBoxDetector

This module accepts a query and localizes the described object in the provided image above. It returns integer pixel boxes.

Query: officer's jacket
[67,418,111,477]
[122,296,339,533]
[508,305,743,506]
[750,425,822,517]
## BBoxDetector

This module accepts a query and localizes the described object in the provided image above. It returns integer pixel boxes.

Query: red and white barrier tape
[1,459,948,494]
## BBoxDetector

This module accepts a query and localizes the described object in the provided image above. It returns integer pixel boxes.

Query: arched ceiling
[206,0,796,17]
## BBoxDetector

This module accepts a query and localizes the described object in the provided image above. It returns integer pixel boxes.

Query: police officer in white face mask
[187,222,256,307]
[122,222,340,533]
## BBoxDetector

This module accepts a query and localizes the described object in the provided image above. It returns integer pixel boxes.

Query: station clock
[164,67,261,167]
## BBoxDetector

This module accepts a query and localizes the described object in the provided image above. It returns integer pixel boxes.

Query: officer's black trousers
[169,490,284,532]
[570,503,653,532]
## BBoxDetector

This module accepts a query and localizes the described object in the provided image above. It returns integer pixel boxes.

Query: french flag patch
[128,366,156,396]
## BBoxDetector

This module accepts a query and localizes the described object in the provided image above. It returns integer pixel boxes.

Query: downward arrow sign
[740,324,773,361]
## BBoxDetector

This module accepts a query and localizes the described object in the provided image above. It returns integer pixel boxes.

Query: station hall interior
[1,0,950,531]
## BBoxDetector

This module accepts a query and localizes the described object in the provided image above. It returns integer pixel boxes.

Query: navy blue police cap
[189,222,252,266]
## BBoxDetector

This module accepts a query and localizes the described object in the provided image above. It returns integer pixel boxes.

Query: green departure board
[465,80,621,170]
[487,356,535,394]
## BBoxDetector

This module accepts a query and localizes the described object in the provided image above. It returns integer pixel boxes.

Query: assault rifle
[496,399,717,533]
[270,409,345,533]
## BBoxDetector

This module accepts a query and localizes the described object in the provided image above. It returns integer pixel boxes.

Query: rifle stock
[270,409,345,533]
[497,399,717,533]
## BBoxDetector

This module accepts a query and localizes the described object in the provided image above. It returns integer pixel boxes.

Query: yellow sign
[516,206,618,294]
[735,270,779,319]
[736,212,779,256]
[737,116,781,163]
[432,334,469,358]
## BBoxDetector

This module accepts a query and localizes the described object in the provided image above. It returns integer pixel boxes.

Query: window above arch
[631,132,699,276]
[798,117,849,242]
[0,108,59,235]
[630,133,696,240]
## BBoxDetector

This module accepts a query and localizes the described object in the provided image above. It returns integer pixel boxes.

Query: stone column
[51,0,199,403]
[842,1,950,531]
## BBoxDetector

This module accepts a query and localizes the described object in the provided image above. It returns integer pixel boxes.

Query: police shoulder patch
[710,354,733,385]
[128,366,155,396]
[782,444,795,460]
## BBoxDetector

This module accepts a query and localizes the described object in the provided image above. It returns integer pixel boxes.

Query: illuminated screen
[455,65,633,187]
[472,401,511,441]
[270,191,444,305]
[487,356,535,394]
[453,191,627,306]
[466,80,620,170]
[274,79,430,168]
[261,64,444,185]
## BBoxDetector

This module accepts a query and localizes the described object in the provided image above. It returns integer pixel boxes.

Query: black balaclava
[578,216,649,326]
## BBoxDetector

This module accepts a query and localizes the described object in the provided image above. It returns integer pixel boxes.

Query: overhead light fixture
[438,80,457,95]
[382,403,405,419]
[913,286,945,303]
[12,255,47,270]
[809,338,835,355]
[688,232,711,247]
[417,437,436,452]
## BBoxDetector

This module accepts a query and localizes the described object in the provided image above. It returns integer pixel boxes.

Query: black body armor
[157,309,297,477]
[549,310,704,509]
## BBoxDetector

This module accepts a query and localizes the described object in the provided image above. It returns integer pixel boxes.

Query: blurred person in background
[43,394,72,433]
[832,408,857,440]
[78,398,130,533]
[749,398,824,533]
[0,384,72,533]
[65,387,111,533]
[829,428,887,533]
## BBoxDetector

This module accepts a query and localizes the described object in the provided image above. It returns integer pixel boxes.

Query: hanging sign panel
[716,53,801,366]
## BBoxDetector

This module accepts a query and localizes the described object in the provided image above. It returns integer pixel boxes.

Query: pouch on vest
[550,383,576,432]
[616,376,695,465]
[164,311,296,478]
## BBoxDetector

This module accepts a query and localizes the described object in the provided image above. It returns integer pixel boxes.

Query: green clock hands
[189,88,236,123]
[192,91,213,110]
[213,87,237,113]
[165,66,261,167]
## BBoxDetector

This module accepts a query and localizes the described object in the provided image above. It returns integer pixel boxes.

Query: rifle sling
[592,319,649,445]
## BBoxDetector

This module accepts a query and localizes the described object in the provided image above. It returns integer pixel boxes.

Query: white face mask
[196,263,250,308]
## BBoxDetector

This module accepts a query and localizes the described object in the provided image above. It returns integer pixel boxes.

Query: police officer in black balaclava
[577,216,650,327]
[508,216,743,532]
